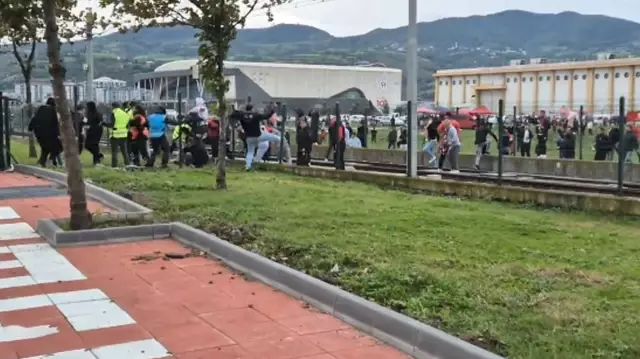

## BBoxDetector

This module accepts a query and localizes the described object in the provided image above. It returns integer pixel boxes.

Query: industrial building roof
[154,59,402,73]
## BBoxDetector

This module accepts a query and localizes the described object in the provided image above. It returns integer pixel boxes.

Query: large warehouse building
[134,59,402,113]
[433,55,640,115]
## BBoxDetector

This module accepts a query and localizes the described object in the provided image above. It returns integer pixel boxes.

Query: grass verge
[10,141,640,359]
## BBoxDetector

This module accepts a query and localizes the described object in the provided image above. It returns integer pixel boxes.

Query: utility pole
[406,0,418,177]
[84,8,95,102]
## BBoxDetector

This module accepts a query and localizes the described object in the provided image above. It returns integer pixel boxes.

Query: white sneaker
[451,170,460,174]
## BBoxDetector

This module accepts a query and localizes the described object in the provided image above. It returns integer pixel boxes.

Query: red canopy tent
[417,106,439,114]
[470,105,494,115]
[627,111,640,122]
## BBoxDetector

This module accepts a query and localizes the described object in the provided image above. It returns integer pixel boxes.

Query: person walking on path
[84,101,104,166]
[473,117,497,171]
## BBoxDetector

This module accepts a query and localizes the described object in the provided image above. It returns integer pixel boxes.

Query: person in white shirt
[347,132,362,148]
[521,125,532,157]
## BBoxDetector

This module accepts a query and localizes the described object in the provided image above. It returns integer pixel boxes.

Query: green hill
[2,10,640,101]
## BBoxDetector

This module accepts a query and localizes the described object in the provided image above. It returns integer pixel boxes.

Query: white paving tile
[58,299,136,331]
[0,246,10,254]
[0,259,22,269]
[10,243,87,283]
[0,222,38,241]
[0,294,52,312]
[25,349,97,359]
[0,207,20,220]
[48,289,109,305]
[0,324,59,342]
[91,339,171,359]
[0,275,36,289]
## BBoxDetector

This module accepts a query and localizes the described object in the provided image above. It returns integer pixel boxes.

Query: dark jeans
[85,141,102,165]
[130,138,149,166]
[520,142,531,157]
[148,136,170,167]
[334,141,346,170]
[37,137,62,167]
[110,137,130,167]
[297,145,312,166]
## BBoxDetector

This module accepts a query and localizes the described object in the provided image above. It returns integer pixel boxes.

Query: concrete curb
[36,219,502,359]
[14,164,153,217]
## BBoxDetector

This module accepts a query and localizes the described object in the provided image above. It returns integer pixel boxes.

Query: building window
[445,81,448,85]
[574,74,578,80]
[636,72,640,78]
[439,81,443,85]
[506,78,510,83]
[582,74,587,80]
[472,79,477,84]
[595,73,600,79]
[529,77,534,82]
[522,77,526,82]
[615,72,620,78]
[556,75,560,81]
[513,78,518,83]
[539,76,543,81]
[564,75,568,80]
[546,76,551,81]
[624,72,629,78]
[604,73,609,79]
[466,80,470,85]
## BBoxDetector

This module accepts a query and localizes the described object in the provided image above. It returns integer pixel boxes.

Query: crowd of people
[26,99,640,173]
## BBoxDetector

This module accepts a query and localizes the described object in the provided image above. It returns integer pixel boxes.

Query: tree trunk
[42,0,92,230]
[25,80,37,158]
[215,40,228,189]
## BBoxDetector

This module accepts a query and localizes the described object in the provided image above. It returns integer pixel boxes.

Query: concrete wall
[302,146,640,182]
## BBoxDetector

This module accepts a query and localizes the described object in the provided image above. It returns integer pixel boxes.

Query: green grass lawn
[10,141,640,359]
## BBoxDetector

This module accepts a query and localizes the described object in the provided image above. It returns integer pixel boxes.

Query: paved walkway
[0,173,408,359]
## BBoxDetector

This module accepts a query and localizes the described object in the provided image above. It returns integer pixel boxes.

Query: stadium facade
[434,55,640,115]
[133,59,402,114]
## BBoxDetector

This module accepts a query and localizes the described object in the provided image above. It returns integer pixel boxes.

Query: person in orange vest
[128,104,150,166]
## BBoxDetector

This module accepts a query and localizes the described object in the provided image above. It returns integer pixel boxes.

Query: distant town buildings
[14,76,150,104]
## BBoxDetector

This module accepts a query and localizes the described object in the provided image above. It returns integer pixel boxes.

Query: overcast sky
[243,0,640,36]
[83,0,639,37]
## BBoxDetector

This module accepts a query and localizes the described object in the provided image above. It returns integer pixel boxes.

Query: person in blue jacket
[146,106,172,168]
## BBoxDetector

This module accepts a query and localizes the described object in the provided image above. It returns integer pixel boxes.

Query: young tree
[101,0,291,189]
[0,16,39,157]
[1,0,93,229]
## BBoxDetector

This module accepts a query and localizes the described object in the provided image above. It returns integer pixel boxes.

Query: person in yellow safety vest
[170,122,192,153]
[106,102,131,167]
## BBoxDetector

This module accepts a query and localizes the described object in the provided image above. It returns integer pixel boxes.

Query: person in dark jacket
[535,125,548,158]
[594,127,612,161]
[423,117,441,168]
[387,126,397,149]
[356,120,366,148]
[608,126,621,161]
[559,128,576,159]
[28,98,62,167]
[72,104,85,155]
[473,118,497,170]
[296,117,313,166]
[229,104,274,170]
[84,101,104,165]
[622,124,639,162]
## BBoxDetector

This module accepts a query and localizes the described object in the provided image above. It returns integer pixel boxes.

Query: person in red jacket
[329,117,346,169]
[206,116,220,158]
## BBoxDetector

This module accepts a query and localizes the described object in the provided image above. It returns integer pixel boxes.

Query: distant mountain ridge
[2,10,640,101]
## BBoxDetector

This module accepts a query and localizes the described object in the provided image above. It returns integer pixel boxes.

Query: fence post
[177,92,183,168]
[578,105,584,160]
[335,102,343,170]
[406,100,412,177]
[497,99,504,185]
[0,92,5,170]
[278,104,286,164]
[3,98,10,168]
[617,97,625,196]
[512,106,518,156]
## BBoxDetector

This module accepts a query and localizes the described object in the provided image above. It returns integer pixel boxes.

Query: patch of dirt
[462,332,508,356]
[535,294,587,324]
[531,267,613,286]
[131,248,208,262]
